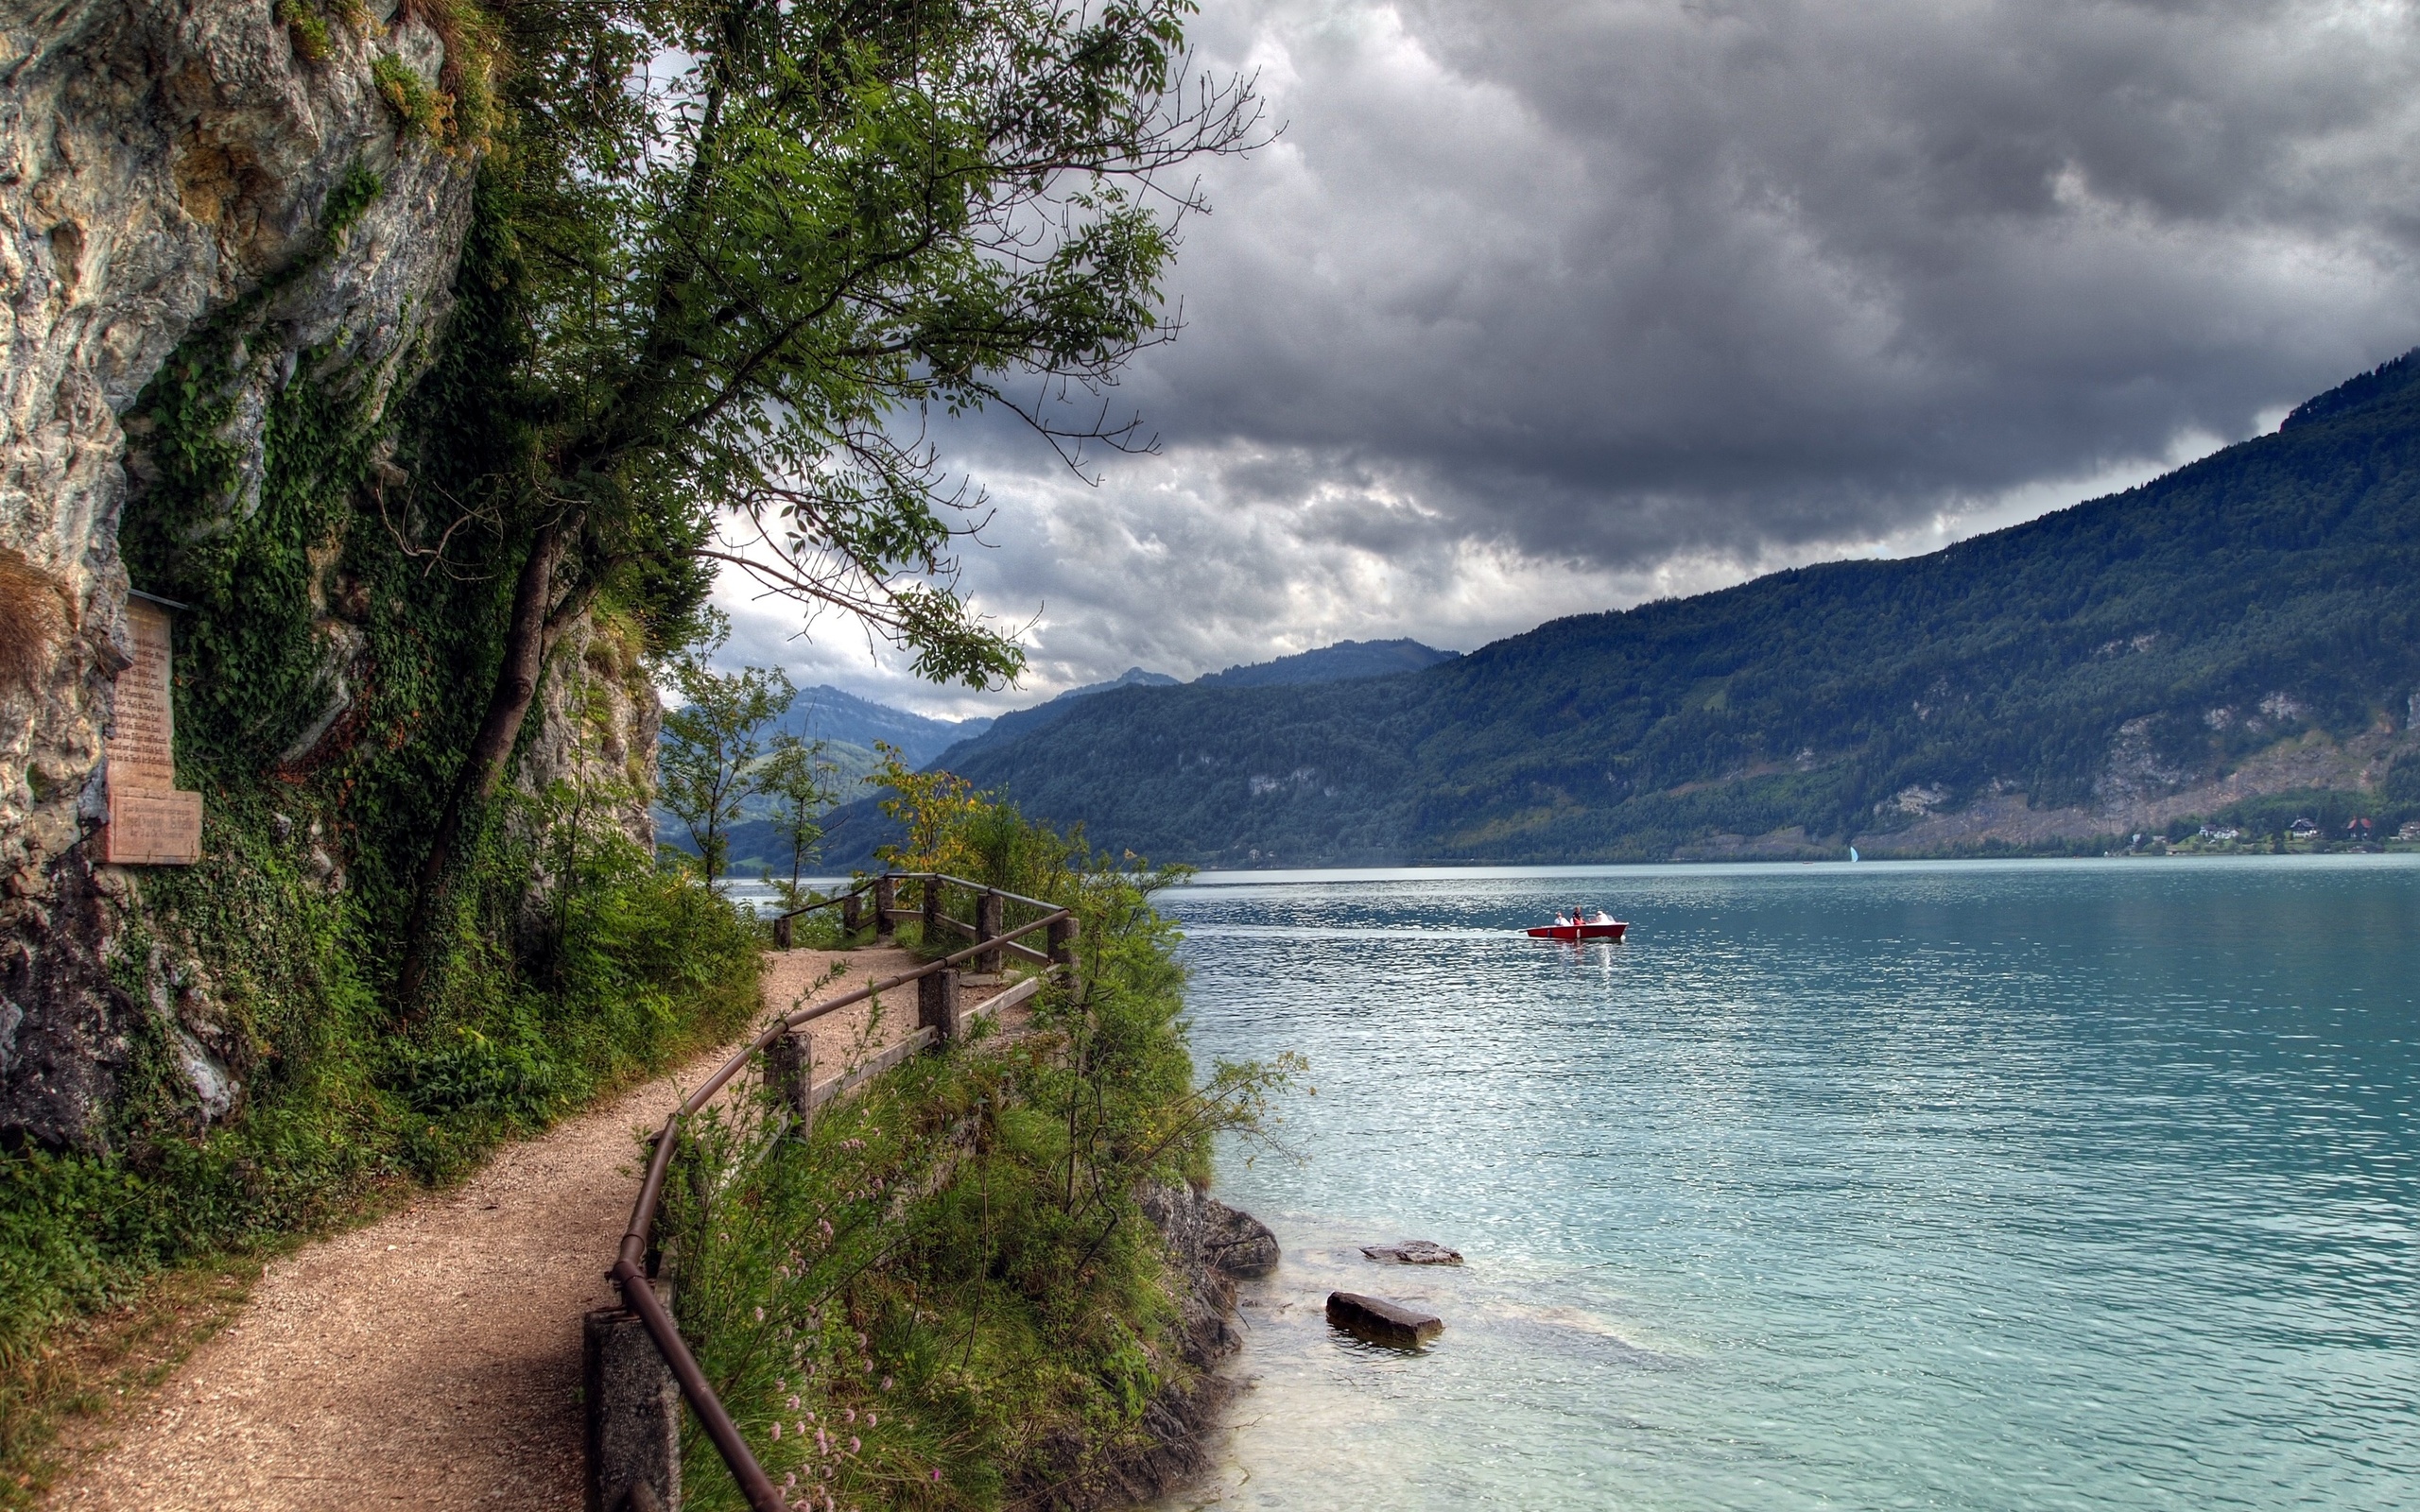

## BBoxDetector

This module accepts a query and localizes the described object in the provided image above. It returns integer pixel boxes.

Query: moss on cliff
[0,167,749,1499]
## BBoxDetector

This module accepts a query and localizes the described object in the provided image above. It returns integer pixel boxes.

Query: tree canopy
[401,0,1256,988]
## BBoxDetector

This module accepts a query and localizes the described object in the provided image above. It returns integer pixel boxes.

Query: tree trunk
[399,521,568,1006]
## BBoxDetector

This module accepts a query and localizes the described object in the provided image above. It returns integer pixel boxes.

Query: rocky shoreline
[1013,1185,1278,1510]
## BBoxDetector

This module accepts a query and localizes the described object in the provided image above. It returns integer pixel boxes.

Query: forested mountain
[713,651,1456,868]
[925,667,1179,766]
[778,685,991,767]
[1195,639,1458,688]
[821,349,2420,867]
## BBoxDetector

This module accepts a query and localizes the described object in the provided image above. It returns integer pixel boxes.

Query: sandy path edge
[45,948,927,1512]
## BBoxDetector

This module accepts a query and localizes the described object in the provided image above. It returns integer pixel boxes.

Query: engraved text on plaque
[100,596,202,865]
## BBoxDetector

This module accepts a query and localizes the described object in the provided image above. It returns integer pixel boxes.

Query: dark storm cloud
[719,0,2420,711]
[1129,0,2420,563]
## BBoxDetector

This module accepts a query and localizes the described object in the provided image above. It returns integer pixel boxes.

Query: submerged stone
[1362,1239,1462,1265]
[1325,1291,1443,1348]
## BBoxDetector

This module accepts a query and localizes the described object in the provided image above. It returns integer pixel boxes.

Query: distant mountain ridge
[778,684,991,767]
[816,348,2420,867]
[1196,639,1458,688]
[696,647,1452,869]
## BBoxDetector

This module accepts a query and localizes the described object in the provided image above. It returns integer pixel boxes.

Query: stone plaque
[100,595,201,865]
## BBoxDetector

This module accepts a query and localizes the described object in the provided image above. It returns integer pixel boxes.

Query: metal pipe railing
[772,873,1059,924]
[767,878,874,924]
[613,873,1075,1511]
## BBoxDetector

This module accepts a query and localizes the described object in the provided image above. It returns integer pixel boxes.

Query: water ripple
[1156,857,2420,1511]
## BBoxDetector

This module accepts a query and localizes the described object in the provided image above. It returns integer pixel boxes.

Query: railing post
[840,890,861,936]
[976,889,1003,974]
[764,1024,814,1130]
[873,875,895,939]
[922,875,942,941]
[918,967,962,1047]
[586,1276,680,1512]
[771,913,791,951]
[1047,914,1079,969]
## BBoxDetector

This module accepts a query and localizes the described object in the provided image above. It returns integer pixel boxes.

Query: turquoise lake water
[1150,856,2420,1510]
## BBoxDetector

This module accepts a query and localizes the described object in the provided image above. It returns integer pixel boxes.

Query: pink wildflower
[770,1422,782,1440]
[849,1436,861,1453]
[880,1376,893,1391]
[842,1407,855,1424]
[931,1469,943,1483]
[754,1307,766,1322]
[787,1395,800,1411]
[866,1413,877,1427]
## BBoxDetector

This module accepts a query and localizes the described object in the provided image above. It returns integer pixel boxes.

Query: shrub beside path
[48,946,934,1511]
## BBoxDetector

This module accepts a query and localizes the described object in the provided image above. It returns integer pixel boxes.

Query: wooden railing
[604,873,1076,1512]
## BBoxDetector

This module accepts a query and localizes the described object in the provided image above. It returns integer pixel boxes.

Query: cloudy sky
[718,0,2420,719]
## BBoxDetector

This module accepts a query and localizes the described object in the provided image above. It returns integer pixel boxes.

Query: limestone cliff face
[519,612,665,853]
[0,0,476,1147]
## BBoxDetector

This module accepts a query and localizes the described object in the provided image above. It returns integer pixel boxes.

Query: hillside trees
[806,350,2420,867]
[399,0,1259,994]
[659,647,792,881]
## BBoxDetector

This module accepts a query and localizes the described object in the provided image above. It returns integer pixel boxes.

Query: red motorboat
[1525,909,1629,941]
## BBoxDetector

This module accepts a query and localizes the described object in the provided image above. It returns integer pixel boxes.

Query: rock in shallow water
[1325,1291,1444,1348]
[1362,1239,1462,1265]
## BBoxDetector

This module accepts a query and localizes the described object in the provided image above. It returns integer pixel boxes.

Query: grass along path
[44,947,952,1511]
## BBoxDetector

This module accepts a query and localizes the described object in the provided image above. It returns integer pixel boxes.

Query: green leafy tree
[400,0,1260,992]
[756,732,842,908]
[661,653,794,881]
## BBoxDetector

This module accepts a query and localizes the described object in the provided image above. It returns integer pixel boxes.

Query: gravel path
[48,947,932,1512]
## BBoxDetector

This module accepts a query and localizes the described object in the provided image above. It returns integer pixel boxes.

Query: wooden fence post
[840,891,861,936]
[873,875,895,939]
[585,1276,680,1512]
[918,968,962,1046]
[765,1025,814,1129]
[975,889,1003,974]
[771,914,791,950]
[922,876,942,941]
[1047,915,1079,969]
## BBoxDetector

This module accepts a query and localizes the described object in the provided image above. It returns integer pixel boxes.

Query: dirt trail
[49,947,930,1512]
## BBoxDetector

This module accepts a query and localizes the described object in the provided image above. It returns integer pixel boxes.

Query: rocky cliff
[0,0,548,1148]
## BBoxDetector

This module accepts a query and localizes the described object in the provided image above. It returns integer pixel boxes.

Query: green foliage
[372,55,449,140]
[448,0,1255,695]
[0,793,761,1485]
[0,144,761,1495]
[755,734,842,905]
[844,349,2420,865]
[2382,751,2420,806]
[277,0,332,63]
[665,802,1292,1509]
[661,637,794,881]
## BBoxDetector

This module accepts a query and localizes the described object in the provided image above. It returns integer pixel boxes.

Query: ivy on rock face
[0,147,754,1494]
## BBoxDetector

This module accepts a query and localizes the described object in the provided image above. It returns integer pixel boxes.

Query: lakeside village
[2119,816,2420,855]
